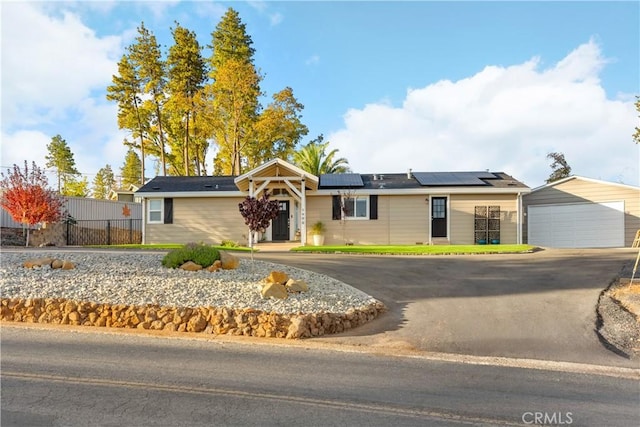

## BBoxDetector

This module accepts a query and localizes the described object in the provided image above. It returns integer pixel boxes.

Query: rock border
[0,297,386,339]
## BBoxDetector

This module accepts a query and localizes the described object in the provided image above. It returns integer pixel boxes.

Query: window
[343,196,369,219]
[148,199,162,223]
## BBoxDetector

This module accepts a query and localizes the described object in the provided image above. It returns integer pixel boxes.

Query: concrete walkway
[254,248,639,368]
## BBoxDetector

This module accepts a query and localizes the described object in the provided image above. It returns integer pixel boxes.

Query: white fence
[1,197,142,229]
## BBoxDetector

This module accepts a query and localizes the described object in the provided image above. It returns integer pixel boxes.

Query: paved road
[2,327,638,427]
[253,248,639,368]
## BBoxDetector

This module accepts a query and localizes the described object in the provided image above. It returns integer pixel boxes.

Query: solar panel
[413,172,495,186]
[319,173,364,188]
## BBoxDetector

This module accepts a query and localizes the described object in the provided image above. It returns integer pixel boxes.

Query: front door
[272,200,289,241]
[431,197,447,238]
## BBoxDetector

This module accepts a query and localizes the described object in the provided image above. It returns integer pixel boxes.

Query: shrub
[220,239,239,248]
[162,243,220,268]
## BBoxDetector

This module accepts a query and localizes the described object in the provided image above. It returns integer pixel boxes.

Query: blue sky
[2,0,639,189]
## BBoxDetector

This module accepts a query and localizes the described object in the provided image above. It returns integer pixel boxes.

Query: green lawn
[290,244,536,255]
[87,244,253,252]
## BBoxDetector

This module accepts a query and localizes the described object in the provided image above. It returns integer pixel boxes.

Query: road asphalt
[254,248,639,369]
[2,247,638,370]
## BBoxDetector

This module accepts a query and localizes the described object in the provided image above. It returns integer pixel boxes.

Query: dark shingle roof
[137,170,529,194]
[137,175,238,193]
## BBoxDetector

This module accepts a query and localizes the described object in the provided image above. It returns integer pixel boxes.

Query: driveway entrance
[255,249,637,368]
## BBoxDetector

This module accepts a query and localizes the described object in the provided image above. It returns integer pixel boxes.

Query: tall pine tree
[166,22,208,176]
[92,164,116,199]
[208,8,261,175]
[121,149,143,187]
[45,134,80,193]
[128,23,168,176]
[107,54,149,186]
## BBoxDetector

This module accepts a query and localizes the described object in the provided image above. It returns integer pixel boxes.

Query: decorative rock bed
[0,251,385,339]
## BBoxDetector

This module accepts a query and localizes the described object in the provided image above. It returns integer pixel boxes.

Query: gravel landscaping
[0,251,381,315]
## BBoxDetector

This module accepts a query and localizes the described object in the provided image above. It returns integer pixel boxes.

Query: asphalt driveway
[255,248,638,368]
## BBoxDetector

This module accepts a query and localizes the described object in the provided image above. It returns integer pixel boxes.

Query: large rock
[61,260,75,270]
[266,271,289,285]
[51,259,64,269]
[23,258,53,268]
[187,314,207,332]
[261,282,288,300]
[220,251,239,270]
[180,261,202,271]
[287,316,310,339]
[207,260,222,272]
[285,279,308,293]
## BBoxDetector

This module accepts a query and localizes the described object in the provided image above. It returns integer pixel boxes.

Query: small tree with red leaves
[1,161,64,246]
[238,191,279,260]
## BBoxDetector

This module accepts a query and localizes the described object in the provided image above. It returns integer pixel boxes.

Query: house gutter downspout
[516,192,523,245]
[141,198,147,245]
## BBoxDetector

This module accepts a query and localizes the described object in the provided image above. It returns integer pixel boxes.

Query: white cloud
[2,2,122,127]
[1,2,128,179]
[269,12,283,26]
[328,40,639,187]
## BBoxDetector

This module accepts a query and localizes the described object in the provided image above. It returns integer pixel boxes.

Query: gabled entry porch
[234,159,319,246]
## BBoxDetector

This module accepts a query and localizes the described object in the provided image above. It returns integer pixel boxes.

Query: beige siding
[449,194,519,244]
[146,197,247,245]
[387,195,429,244]
[306,195,430,245]
[523,178,640,246]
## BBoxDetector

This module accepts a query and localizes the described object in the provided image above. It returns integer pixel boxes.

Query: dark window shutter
[369,195,378,220]
[332,195,341,220]
[164,198,173,224]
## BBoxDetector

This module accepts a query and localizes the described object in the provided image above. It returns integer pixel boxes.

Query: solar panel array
[319,173,364,187]
[412,171,496,186]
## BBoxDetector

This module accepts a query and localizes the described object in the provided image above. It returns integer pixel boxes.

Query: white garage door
[528,201,624,248]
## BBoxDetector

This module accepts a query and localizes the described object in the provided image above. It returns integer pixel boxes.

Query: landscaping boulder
[180,261,203,271]
[220,251,239,270]
[51,259,64,269]
[23,258,53,268]
[285,279,308,293]
[61,260,75,270]
[206,260,222,272]
[266,271,289,286]
[261,282,288,300]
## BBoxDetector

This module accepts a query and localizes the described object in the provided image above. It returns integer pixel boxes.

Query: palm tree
[293,135,350,176]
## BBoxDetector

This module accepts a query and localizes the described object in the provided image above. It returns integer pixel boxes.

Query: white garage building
[523,176,640,248]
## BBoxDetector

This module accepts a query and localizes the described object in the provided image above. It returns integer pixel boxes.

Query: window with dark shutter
[332,195,341,220]
[369,195,378,220]
[164,198,173,224]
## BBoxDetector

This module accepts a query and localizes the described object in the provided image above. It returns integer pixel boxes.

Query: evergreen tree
[166,22,208,176]
[62,176,90,197]
[121,149,143,187]
[107,54,149,186]
[129,23,168,176]
[45,134,80,192]
[92,164,116,199]
[249,87,309,168]
[208,8,261,175]
[546,152,572,183]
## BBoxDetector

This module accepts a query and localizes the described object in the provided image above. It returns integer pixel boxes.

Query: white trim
[517,192,523,244]
[428,195,450,242]
[147,199,163,224]
[530,175,640,193]
[234,158,319,186]
[137,187,529,199]
[342,195,370,220]
[312,187,530,196]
